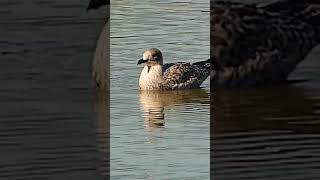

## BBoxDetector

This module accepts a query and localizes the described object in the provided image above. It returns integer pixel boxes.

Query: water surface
[110,0,210,179]
[211,1,320,178]
[1,1,109,179]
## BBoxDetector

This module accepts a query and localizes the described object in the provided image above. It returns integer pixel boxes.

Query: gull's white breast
[139,65,163,90]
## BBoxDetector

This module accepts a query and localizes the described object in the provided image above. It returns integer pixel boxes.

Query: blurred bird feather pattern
[162,61,210,90]
[138,48,210,90]
[211,0,320,88]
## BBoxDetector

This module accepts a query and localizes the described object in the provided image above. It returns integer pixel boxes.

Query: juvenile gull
[137,48,210,90]
[211,0,320,88]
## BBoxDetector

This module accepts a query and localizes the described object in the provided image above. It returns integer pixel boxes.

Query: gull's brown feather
[211,0,320,88]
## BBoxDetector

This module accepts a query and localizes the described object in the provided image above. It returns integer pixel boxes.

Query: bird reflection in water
[211,84,320,179]
[139,89,210,131]
[211,84,320,134]
[93,90,109,177]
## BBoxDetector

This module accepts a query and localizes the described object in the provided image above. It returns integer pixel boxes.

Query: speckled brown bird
[211,0,320,88]
[137,48,210,90]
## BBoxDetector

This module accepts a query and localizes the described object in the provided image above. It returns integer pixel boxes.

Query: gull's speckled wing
[162,60,210,90]
[211,0,320,87]
[162,63,175,73]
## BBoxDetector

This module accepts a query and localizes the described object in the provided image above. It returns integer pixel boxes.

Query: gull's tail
[192,59,212,81]
[191,59,211,86]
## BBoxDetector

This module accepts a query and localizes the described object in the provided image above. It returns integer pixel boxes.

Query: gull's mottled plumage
[137,48,210,90]
[211,0,320,88]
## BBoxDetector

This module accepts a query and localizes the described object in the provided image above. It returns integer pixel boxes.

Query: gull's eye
[153,55,159,60]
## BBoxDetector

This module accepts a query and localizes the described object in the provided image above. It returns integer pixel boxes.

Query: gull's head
[137,48,163,66]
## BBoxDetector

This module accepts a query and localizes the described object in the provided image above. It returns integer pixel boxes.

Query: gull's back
[211,0,320,87]
[162,60,210,90]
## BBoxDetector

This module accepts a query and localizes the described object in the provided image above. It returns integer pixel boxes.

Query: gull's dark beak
[137,58,148,65]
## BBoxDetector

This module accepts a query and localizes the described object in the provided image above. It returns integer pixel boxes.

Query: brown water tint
[212,84,320,179]
[211,0,320,178]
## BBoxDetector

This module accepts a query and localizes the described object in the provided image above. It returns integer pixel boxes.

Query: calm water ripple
[211,1,320,178]
[1,0,109,179]
[212,77,320,179]
[111,0,209,179]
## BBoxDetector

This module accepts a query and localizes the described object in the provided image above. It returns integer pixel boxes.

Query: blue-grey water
[0,1,109,179]
[110,0,210,179]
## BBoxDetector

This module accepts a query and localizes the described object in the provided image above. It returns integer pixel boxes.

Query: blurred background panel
[211,0,320,179]
[0,0,109,179]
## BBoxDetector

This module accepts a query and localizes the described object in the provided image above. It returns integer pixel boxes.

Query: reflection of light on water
[143,107,165,128]
[212,84,320,180]
[212,85,320,134]
[139,89,209,133]
[139,91,166,131]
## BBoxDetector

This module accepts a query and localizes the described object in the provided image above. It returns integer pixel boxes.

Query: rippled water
[4,0,320,179]
[1,1,109,179]
[110,0,210,179]
[211,0,320,177]
[212,51,320,179]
